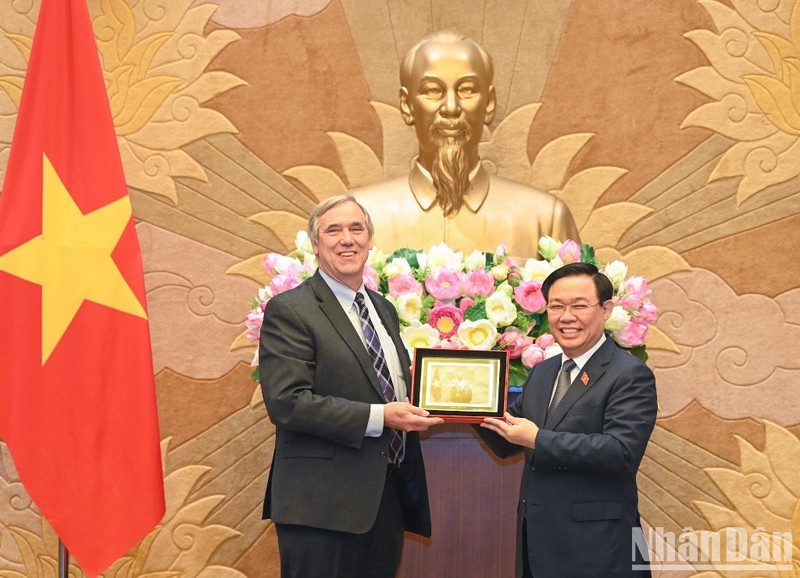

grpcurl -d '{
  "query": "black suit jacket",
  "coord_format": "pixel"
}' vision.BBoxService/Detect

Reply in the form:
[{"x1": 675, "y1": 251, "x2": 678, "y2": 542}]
[
  {"x1": 483, "y1": 337, "x2": 657, "y2": 577},
  {"x1": 258, "y1": 271, "x2": 431, "y2": 536}
]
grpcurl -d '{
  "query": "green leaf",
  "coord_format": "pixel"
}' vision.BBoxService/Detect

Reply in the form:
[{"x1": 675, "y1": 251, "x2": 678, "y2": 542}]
[
  {"x1": 625, "y1": 345, "x2": 648, "y2": 363},
  {"x1": 508, "y1": 360, "x2": 530, "y2": 387},
  {"x1": 378, "y1": 276, "x2": 389, "y2": 295},
  {"x1": 464, "y1": 300, "x2": 486, "y2": 321},
  {"x1": 388, "y1": 247, "x2": 423, "y2": 268},
  {"x1": 580, "y1": 243, "x2": 599, "y2": 266},
  {"x1": 513, "y1": 310, "x2": 534, "y2": 332},
  {"x1": 534, "y1": 313, "x2": 550, "y2": 335}
]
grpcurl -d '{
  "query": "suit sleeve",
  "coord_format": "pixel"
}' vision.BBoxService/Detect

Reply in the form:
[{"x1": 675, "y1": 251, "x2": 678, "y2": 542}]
[
  {"x1": 533, "y1": 360, "x2": 657, "y2": 475},
  {"x1": 259, "y1": 296, "x2": 371, "y2": 449}
]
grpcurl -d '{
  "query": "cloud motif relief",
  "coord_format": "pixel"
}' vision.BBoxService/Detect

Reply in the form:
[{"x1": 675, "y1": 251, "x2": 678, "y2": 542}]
[{"x1": 649, "y1": 269, "x2": 800, "y2": 424}]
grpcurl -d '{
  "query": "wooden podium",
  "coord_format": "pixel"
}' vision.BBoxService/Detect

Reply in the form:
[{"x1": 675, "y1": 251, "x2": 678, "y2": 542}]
[{"x1": 398, "y1": 423, "x2": 523, "y2": 577}]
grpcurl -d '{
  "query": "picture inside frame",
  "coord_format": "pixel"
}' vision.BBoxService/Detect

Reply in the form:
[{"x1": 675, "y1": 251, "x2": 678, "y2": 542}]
[{"x1": 411, "y1": 348, "x2": 509, "y2": 422}]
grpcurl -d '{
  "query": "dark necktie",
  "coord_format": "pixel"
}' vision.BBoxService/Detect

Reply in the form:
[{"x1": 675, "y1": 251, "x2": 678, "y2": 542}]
[
  {"x1": 354, "y1": 292, "x2": 403, "y2": 464},
  {"x1": 549, "y1": 358, "x2": 577, "y2": 414}
]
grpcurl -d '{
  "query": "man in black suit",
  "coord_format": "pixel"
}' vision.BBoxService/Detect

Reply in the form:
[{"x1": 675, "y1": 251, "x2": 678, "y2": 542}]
[
  {"x1": 481, "y1": 262, "x2": 657, "y2": 578},
  {"x1": 259, "y1": 194, "x2": 444, "y2": 578}
]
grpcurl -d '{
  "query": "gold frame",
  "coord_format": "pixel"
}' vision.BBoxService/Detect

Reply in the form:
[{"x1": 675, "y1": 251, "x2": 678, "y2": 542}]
[{"x1": 410, "y1": 348, "x2": 509, "y2": 422}]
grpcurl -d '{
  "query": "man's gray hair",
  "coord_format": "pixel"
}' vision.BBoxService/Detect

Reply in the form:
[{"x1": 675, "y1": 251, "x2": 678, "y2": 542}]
[{"x1": 307, "y1": 194, "x2": 375, "y2": 244}]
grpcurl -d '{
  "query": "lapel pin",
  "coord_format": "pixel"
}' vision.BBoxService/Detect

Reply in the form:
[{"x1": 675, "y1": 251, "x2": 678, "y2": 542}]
[{"x1": 581, "y1": 372, "x2": 590, "y2": 386}]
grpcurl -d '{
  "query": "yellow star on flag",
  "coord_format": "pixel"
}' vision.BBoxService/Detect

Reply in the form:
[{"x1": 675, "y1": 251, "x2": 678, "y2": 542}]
[{"x1": 0, "y1": 153, "x2": 147, "y2": 364}]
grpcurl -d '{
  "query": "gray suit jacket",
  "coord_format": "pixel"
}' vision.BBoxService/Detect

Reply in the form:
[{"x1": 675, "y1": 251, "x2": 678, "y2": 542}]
[
  {"x1": 483, "y1": 337, "x2": 657, "y2": 577},
  {"x1": 259, "y1": 271, "x2": 431, "y2": 536}
]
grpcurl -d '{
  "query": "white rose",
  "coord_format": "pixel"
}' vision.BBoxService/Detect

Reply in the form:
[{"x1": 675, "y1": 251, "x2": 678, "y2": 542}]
[
  {"x1": 400, "y1": 323, "x2": 440, "y2": 353},
  {"x1": 300, "y1": 251, "x2": 317, "y2": 266},
  {"x1": 273, "y1": 254, "x2": 301, "y2": 274},
  {"x1": 294, "y1": 230, "x2": 313, "y2": 254},
  {"x1": 605, "y1": 305, "x2": 630, "y2": 332},
  {"x1": 427, "y1": 242, "x2": 463, "y2": 271},
  {"x1": 602, "y1": 260, "x2": 628, "y2": 290},
  {"x1": 457, "y1": 319, "x2": 499, "y2": 350},
  {"x1": 544, "y1": 344, "x2": 563, "y2": 359},
  {"x1": 490, "y1": 264, "x2": 509, "y2": 281},
  {"x1": 257, "y1": 286, "x2": 273, "y2": 301},
  {"x1": 368, "y1": 247, "x2": 385, "y2": 268},
  {"x1": 384, "y1": 257, "x2": 412, "y2": 279},
  {"x1": 465, "y1": 250, "x2": 486, "y2": 271},
  {"x1": 485, "y1": 291, "x2": 518, "y2": 327},
  {"x1": 396, "y1": 293, "x2": 423, "y2": 323},
  {"x1": 495, "y1": 281, "x2": 513, "y2": 297},
  {"x1": 538, "y1": 236, "x2": 561, "y2": 261},
  {"x1": 522, "y1": 258, "x2": 554, "y2": 282}
]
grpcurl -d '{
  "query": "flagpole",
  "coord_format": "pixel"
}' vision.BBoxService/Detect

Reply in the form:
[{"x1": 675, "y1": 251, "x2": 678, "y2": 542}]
[{"x1": 58, "y1": 539, "x2": 68, "y2": 578}]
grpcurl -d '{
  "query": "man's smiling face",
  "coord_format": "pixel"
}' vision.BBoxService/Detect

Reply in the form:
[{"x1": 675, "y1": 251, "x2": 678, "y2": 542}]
[
  {"x1": 546, "y1": 274, "x2": 612, "y2": 358},
  {"x1": 312, "y1": 201, "x2": 373, "y2": 291}
]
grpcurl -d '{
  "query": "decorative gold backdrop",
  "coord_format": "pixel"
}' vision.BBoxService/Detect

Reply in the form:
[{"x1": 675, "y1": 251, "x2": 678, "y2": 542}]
[{"x1": 1, "y1": 1, "x2": 799, "y2": 577}]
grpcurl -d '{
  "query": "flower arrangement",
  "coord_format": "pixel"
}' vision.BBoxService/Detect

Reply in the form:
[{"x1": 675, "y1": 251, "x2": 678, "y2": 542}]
[{"x1": 246, "y1": 233, "x2": 657, "y2": 389}]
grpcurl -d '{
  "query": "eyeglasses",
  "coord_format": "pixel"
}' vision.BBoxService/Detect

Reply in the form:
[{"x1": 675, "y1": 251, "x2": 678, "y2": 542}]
[{"x1": 545, "y1": 302, "x2": 600, "y2": 316}]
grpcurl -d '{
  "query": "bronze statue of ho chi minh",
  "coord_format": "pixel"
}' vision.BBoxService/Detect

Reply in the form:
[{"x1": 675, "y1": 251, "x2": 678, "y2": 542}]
[{"x1": 352, "y1": 30, "x2": 580, "y2": 259}]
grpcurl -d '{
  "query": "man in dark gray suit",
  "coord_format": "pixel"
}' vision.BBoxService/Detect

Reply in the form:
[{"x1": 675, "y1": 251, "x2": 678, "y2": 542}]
[
  {"x1": 481, "y1": 262, "x2": 657, "y2": 578},
  {"x1": 259, "y1": 194, "x2": 443, "y2": 578}
]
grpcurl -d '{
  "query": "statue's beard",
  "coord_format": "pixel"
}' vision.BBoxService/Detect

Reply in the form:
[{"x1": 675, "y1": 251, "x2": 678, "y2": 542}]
[{"x1": 429, "y1": 122, "x2": 472, "y2": 217}]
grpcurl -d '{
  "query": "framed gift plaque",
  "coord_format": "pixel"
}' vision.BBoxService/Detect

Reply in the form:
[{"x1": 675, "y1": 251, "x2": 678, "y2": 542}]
[{"x1": 410, "y1": 348, "x2": 510, "y2": 422}]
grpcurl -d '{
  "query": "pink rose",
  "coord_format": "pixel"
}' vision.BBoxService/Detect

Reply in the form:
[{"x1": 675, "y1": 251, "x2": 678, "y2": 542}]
[
  {"x1": 263, "y1": 252, "x2": 282, "y2": 273},
  {"x1": 388, "y1": 272, "x2": 423, "y2": 298},
  {"x1": 622, "y1": 276, "x2": 649, "y2": 299},
  {"x1": 557, "y1": 240, "x2": 581, "y2": 264},
  {"x1": 269, "y1": 273, "x2": 302, "y2": 295},
  {"x1": 637, "y1": 299, "x2": 658, "y2": 324},
  {"x1": 615, "y1": 320, "x2": 648, "y2": 347},
  {"x1": 535, "y1": 333, "x2": 555, "y2": 349},
  {"x1": 437, "y1": 339, "x2": 461, "y2": 349},
  {"x1": 245, "y1": 308, "x2": 264, "y2": 341},
  {"x1": 425, "y1": 267, "x2": 463, "y2": 300},
  {"x1": 617, "y1": 277, "x2": 650, "y2": 310},
  {"x1": 521, "y1": 344, "x2": 546, "y2": 368},
  {"x1": 427, "y1": 304, "x2": 465, "y2": 340},
  {"x1": 499, "y1": 328, "x2": 534, "y2": 359},
  {"x1": 362, "y1": 265, "x2": 379, "y2": 291},
  {"x1": 514, "y1": 281, "x2": 546, "y2": 313},
  {"x1": 616, "y1": 293, "x2": 642, "y2": 310},
  {"x1": 459, "y1": 297, "x2": 475, "y2": 313},
  {"x1": 463, "y1": 269, "x2": 495, "y2": 297},
  {"x1": 264, "y1": 253, "x2": 303, "y2": 276}
]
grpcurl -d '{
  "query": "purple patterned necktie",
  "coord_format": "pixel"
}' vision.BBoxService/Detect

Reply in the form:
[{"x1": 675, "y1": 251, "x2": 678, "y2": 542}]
[{"x1": 354, "y1": 292, "x2": 404, "y2": 464}]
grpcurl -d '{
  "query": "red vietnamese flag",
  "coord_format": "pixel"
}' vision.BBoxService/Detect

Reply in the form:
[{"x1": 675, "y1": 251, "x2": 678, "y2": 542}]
[{"x1": 0, "y1": 0, "x2": 165, "y2": 576}]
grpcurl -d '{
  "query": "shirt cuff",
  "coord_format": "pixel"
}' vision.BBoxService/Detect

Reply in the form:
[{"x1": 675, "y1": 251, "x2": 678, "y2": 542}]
[{"x1": 366, "y1": 404, "x2": 385, "y2": 437}]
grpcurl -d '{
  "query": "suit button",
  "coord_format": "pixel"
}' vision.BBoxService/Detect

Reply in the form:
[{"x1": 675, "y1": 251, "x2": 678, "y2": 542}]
[
  {"x1": 522, "y1": 499, "x2": 527, "y2": 505},
  {"x1": 380, "y1": 451, "x2": 388, "y2": 458}
]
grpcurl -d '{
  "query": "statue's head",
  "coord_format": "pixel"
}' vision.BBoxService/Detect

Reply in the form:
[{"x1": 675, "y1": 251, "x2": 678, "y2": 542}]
[{"x1": 400, "y1": 30, "x2": 496, "y2": 215}]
